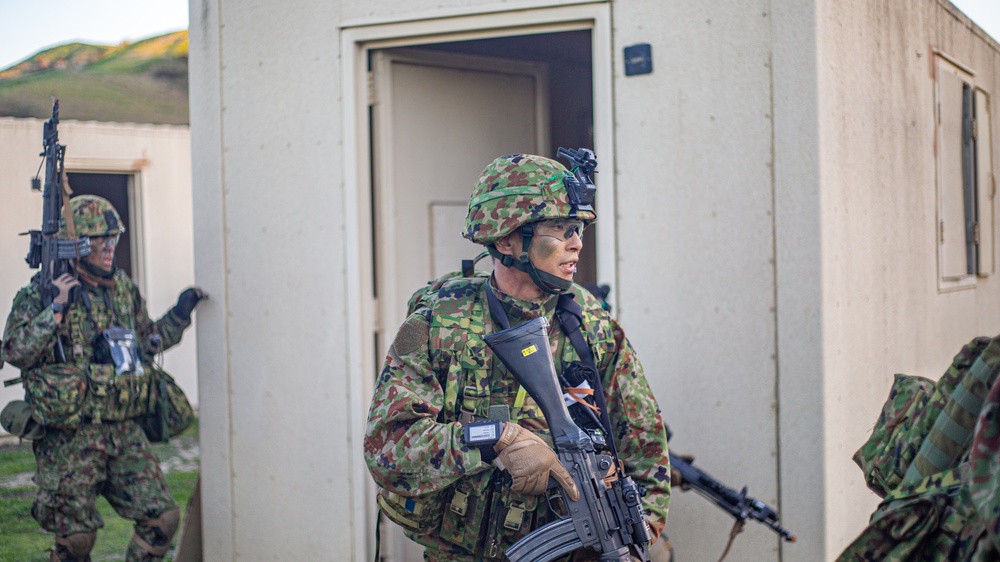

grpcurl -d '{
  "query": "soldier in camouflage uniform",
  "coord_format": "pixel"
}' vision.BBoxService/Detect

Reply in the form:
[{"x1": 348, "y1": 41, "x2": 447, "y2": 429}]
[
  {"x1": 2, "y1": 195, "x2": 206, "y2": 562},
  {"x1": 837, "y1": 334, "x2": 1000, "y2": 561},
  {"x1": 364, "y1": 153, "x2": 671, "y2": 561}
]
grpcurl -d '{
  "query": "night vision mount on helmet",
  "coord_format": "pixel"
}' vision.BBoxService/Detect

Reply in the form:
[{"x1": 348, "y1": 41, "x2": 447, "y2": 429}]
[{"x1": 463, "y1": 147, "x2": 600, "y2": 295}]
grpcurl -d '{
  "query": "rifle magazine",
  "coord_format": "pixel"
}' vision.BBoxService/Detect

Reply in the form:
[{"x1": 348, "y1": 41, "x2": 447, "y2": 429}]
[{"x1": 505, "y1": 517, "x2": 583, "y2": 562}]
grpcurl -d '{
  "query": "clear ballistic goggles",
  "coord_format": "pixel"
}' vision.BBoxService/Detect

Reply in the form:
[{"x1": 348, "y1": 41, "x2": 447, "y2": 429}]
[
  {"x1": 89, "y1": 234, "x2": 121, "y2": 249},
  {"x1": 534, "y1": 219, "x2": 587, "y2": 241}
]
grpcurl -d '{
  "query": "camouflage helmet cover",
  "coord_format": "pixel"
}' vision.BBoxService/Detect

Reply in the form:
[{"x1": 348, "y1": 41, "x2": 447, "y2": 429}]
[
  {"x1": 59, "y1": 194, "x2": 125, "y2": 238},
  {"x1": 463, "y1": 153, "x2": 597, "y2": 245}
]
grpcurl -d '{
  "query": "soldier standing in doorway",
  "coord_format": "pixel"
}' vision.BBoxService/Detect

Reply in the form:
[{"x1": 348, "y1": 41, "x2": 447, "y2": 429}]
[{"x1": 364, "y1": 152, "x2": 671, "y2": 560}]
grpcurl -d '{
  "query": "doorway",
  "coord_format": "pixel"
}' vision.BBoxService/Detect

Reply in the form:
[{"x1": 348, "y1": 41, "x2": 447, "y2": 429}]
[
  {"x1": 67, "y1": 172, "x2": 138, "y2": 281},
  {"x1": 373, "y1": 32, "x2": 595, "y2": 562},
  {"x1": 342, "y1": 6, "x2": 615, "y2": 561}
]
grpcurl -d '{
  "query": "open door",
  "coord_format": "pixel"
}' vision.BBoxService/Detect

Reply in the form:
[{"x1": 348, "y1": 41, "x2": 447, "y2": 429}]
[
  {"x1": 371, "y1": 47, "x2": 550, "y2": 352},
  {"x1": 369, "y1": 47, "x2": 550, "y2": 561}
]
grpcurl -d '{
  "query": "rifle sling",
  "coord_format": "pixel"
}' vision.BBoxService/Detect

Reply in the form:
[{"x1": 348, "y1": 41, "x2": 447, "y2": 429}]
[
  {"x1": 61, "y1": 172, "x2": 80, "y2": 259},
  {"x1": 554, "y1": 293, "x2": 620, "y2": 459}
]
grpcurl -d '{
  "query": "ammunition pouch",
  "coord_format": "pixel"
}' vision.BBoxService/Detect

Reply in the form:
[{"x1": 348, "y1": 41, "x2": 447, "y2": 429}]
[
  {"x1": 436, "y1": 470, "x2": 540, "y2": 558},
  {"x1": 23, "y1": 364, "x2": 88, "y2": 429},
  {"x1": 377, "y1": 487, "x2": 446, "y2": 542},
  {"x1": 83, "y1": 363, "x2": 151, "y2": 423}
]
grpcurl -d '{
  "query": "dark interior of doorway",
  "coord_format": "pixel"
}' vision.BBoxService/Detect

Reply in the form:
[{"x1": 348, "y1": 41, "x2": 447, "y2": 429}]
[
  {"x1": 413, "y1": 30, "x2": 600, "y2": 288},
  {"x1": 67, "y1": 172, "x2": 133, "y2": 277}
]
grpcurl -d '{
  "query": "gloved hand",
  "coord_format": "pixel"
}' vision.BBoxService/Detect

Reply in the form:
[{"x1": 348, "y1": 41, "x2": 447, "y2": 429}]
[
  {"x1": 51, "y1": 273, "x2": 80, "y2": 306},
  {"x1": 494, "y1": 422, "x2": 579, "y2": 501},
  {"x1": 172, "y1": 287, "x2": 209, "y2": 322},
  {"x1": 671, "y1": 453, "x2": 695, "y2": 491}
]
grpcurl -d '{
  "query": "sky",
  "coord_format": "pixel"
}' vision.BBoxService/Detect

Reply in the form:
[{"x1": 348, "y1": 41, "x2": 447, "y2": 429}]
[
  {"x1": 0, "y1": 0, "x2": 189, "y2": 70},
  {"x1": 0, "y1": 0, "x2": 997, "y2": 70}
]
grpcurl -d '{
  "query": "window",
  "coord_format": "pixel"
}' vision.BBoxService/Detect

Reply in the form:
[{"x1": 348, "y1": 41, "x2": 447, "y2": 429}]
[{"x1": 936, "y1": 54, "x2": 995, "y2": 289}]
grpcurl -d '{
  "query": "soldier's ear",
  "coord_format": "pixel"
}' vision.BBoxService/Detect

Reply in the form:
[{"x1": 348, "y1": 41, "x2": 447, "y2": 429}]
[{"x1": 495, "y1": 234, "x2": 517, "y2": 257}]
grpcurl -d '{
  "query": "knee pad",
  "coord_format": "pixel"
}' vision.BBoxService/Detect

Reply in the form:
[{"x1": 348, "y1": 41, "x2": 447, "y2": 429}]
[
  {"x1": 53, "y1": 532, "x2": 96, "y2": 561},
  {"x1": 133, "y1": 508, "x2": 181, "y2": 557}
]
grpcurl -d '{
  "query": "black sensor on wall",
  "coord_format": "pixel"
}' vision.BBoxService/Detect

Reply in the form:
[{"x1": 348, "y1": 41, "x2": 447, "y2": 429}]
[{"x1": 624, "y1": 43, "x2": 653, "y2": 76}]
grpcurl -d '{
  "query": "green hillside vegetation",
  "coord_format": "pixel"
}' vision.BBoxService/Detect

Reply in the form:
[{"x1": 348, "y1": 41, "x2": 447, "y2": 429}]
[{"x1": 0, "y1": 31, "x2": 189, "y2": 125}]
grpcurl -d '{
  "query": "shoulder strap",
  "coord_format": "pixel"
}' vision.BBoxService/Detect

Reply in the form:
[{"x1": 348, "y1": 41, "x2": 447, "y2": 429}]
[
  {"x1": 484, "y1": 283, "x2": 510, "y2": 331},
  {"x1": 555, "y1": 293, "x2": 595, "y2": 367},
  {"x1": 554, "y1": 292, "x2": 619, "y2": 457}
]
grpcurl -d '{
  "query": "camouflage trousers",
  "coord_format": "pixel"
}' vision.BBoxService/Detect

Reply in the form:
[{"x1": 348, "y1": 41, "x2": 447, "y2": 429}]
[{"x1": 32, "y1": 420, "x2": 178, "y2": 561}]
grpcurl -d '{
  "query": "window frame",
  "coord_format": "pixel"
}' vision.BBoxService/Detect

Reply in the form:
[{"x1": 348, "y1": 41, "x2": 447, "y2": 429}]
[{"x1": 934, "y1": 51, "x2": 994, "y2": 291}]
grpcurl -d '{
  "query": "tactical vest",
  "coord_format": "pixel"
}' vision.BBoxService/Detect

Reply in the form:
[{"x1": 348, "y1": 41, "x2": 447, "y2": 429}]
[
  {"x1": 22, "y1": 274, "x2": 153, "y2": 429},
  {"x1": 380, "y1": 274, "x2": 592, "y2": 559}
]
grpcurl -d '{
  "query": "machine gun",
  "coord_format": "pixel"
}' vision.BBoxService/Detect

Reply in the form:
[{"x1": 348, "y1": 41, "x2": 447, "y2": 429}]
[
  {"x1": 24, "y1": 99, "x2": 91, "y2": 362},
  {"x1": 670, "y1": 452, "x2": 795, "y2": 543},
  {"x1": 485, "y1": 317, "x2": 652, "y2": 562}
]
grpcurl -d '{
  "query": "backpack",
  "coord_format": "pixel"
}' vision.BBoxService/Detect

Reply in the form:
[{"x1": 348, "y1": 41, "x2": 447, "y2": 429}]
[{"x1": 838, "y1": 336, "x2": 1000, "y2": 561}]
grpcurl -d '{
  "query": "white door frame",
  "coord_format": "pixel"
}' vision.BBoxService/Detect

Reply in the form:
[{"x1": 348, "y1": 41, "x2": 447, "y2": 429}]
[{"x1": 340, "y1": 4, "x2": 616, "y2": 560}]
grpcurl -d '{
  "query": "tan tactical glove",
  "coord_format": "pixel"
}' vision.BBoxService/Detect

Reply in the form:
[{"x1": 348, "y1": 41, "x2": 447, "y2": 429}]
[{"x1": 493, "y1": 423, "x2": 580, "y2": 501}]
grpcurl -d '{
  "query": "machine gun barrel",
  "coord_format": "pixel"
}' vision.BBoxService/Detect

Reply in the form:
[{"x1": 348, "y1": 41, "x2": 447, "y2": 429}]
[{"x1": 670, "y1": 452, "x2": 796, "y2": 542}]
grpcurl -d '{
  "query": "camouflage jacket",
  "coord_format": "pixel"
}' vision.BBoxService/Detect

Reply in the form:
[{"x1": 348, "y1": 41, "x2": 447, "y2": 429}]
[
  {"x1": 364, "y1": 276, "x2": 670, "y2": 558},
  {"x1": 3, "y1": 270, "x2": 190, "y2": 426}
]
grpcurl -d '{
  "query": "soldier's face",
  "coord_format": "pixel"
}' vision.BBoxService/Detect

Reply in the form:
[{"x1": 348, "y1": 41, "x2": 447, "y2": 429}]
[
  {"x1": 84, "y1": 234, "x2": 119, "y2": 271},
  {"x1": 526, "y1": 220, "x2": 583, "y2": 282}
]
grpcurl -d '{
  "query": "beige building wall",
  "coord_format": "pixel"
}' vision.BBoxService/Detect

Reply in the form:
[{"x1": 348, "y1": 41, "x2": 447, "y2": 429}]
[
  {"x1": 812, "y1": 1, "x2": 1000, "y2": 559},
  {"x1": 188, "y1": 0, "x2": 1000, "y2": 561},
  {"x1": 0, "y1": 118, "x2": 198, "y2": 413},
  {"x1": 610, "y1": 0, "x2": 792, "y2": 560}
]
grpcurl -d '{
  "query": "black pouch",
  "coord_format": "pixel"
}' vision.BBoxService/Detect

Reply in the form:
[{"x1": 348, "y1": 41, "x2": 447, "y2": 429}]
[{"x1": 93, "y1": 326, "x2": 142, "y2": 375}]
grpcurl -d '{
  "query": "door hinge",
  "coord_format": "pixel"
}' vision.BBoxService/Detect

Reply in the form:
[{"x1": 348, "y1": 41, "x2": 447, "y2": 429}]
[
  {"x1": 974, "y1": 221, "x2": 981, "y2": 245},
  {"x1": 940, "y1": 220, "x2": 946, "y2": 244},
  {"x1": 367, "y1": 70, "x2": 376, "y2": 106}
]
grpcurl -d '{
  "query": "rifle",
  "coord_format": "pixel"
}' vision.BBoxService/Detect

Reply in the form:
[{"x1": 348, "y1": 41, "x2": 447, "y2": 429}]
[
  {"x1": 484, "y1": 317, "x2": 652, "y2": 562},
  {"x1": 670, "y1": 452, "x2": 796, "y2": 543},
  {"x1": 23, "y1": 99, "x2": 91, "y2": 362}
]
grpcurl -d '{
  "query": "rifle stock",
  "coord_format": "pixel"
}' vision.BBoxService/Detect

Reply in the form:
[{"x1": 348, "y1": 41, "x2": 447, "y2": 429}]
[
  {"x1": 483, "y1": 318, "x2": 591, "y2": 451},
  {"x1": 485, "y1": 317, "x2": 651, "y2": 562}
]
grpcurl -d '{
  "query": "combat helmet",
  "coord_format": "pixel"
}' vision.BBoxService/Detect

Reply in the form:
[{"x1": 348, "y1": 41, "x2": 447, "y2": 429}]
[
  {"x1": 58, "y1": 194, "x2": 126, "y2": 238},
  {"x1": 463, "y1": 150, "x2": 598, "y2": 294}
]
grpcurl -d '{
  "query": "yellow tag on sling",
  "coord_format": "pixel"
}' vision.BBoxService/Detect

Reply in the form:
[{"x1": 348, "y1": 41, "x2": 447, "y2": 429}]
[{"x1": 521, "y1": 344, "x2": 537, "y2": 357}]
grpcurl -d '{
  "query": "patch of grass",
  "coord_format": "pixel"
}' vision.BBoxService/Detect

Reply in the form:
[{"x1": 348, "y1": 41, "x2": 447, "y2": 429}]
[
  {"x1": 0, "y1": 440, "x2": 35, "y2": 476},
  {"x1": 0, "y1": 421, "x2": 199, "y2": 562},
  {"x1": 0, "y1": 30, "x2": 189, "y2": 125}
]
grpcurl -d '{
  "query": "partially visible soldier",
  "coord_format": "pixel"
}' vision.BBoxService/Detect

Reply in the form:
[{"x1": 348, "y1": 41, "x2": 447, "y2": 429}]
[
  {"x1": 2, "y1": 195, "x2": 206, "y2": 562},
  {"x1": 364, "y1": 152, "x2": 671, "y2": 561},
  {"x1": 837, "y1": 334, "x2": 1000, "y2": 561}
]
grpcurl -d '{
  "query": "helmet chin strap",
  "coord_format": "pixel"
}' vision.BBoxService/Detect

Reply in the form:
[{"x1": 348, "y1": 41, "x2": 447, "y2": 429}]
[{"x1": 487, "y1": 224, "x2": 573, "y2": 296}]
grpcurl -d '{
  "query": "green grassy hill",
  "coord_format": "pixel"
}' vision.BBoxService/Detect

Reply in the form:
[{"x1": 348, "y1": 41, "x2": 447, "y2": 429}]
[{"x1": 0, "y1": 31, "x2": 189, "y2": 125}]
